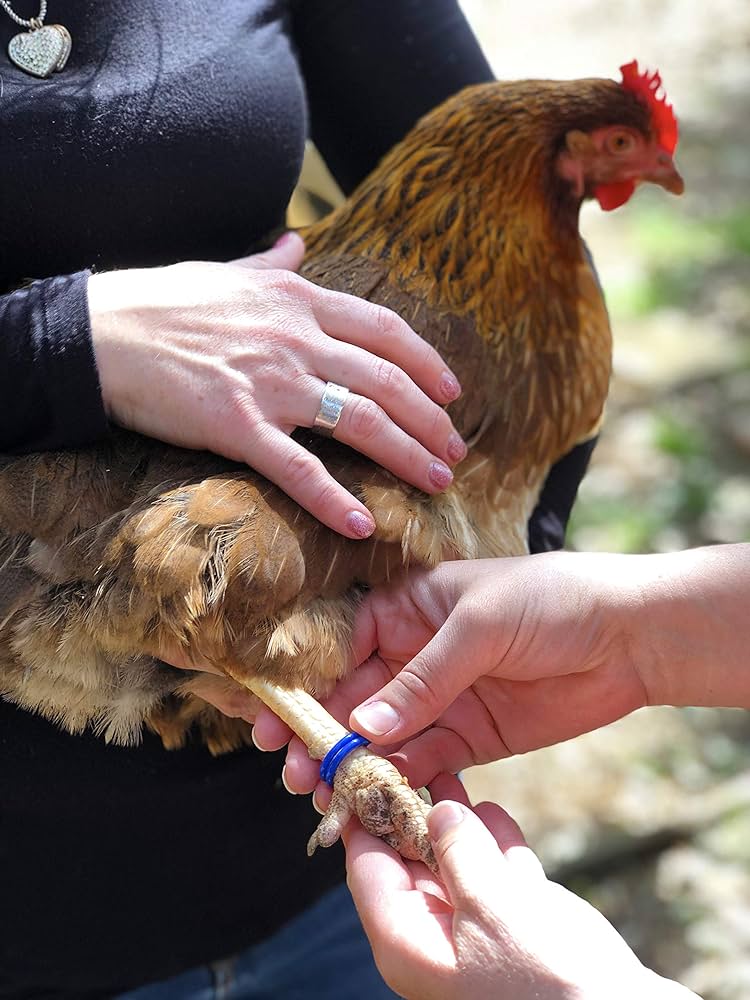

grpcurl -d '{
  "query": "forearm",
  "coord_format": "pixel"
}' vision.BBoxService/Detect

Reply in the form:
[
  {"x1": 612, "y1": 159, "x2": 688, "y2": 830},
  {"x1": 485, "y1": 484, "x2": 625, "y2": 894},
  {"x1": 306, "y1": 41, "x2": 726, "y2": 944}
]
[{"x1": 623, "y1": 543, "x2": 750, "y2": 710}]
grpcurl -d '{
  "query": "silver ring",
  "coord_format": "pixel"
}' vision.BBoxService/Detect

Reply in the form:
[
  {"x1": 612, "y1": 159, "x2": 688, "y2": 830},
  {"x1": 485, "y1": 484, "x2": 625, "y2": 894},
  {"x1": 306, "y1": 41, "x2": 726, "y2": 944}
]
[{"x1": 313, "y1": 382, "x2": 349, "y2": 436}]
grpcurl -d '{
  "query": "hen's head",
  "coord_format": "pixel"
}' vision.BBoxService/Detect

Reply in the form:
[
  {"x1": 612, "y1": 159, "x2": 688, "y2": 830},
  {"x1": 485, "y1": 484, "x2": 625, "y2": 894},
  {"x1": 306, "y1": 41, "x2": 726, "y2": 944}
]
[{"x1": 556, "y1": 61, "x2": 683, "y2": 210}]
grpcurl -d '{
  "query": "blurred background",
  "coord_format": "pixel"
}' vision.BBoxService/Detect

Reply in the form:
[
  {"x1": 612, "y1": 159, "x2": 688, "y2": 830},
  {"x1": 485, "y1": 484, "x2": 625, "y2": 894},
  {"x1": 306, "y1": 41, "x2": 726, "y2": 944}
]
[
  {"x1": 460, "y1": 5, "x2": 750, "y2": 999},
  {"x1": 293, "y1": 4, "x2": 750, "y2": 996}
]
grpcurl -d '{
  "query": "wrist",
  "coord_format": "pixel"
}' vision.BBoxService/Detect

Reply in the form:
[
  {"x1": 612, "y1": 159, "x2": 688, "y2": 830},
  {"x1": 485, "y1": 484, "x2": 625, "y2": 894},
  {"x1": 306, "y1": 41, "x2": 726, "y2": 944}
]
[
  {"x1": 621, "y1": 545, "x2": 750, "y2": 710},
  {"x1": 87, "y1": 270, "x2": 121, "y2": 420},
  {"x1": 87, "y1": 268, "x2": 155, "y2": 429}
]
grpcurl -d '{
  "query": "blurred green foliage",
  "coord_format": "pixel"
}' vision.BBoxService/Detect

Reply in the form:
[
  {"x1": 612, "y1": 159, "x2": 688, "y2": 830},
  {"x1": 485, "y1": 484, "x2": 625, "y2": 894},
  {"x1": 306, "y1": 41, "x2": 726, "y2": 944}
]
[
  {"x1": 607, "y1": 202, "x2": 750, "y2": 319},
  {"x1": 569, "y1": 180, "x2": 750, "y2": 554}
]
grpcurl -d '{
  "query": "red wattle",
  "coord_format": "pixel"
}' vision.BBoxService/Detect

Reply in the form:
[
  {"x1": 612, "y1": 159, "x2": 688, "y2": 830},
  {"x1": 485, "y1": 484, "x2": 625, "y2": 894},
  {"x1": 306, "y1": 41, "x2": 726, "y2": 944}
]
[{"x1": 594, "y1": 180, "x2": 636, "y2": 211}]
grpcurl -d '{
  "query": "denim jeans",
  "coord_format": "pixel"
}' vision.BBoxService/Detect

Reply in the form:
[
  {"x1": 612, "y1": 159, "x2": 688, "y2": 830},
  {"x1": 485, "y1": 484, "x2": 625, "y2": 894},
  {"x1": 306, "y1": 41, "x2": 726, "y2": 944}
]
[{"x1": 116, "y1": 883, "x2": 400, "y2": 999}]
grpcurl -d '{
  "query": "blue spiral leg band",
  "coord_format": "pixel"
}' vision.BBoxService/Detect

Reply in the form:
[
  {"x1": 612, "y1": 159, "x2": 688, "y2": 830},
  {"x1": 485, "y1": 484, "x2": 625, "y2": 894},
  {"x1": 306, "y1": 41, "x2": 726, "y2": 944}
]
[{"x1": 320, "y1": 732, "x2": 371, "y2": 786}]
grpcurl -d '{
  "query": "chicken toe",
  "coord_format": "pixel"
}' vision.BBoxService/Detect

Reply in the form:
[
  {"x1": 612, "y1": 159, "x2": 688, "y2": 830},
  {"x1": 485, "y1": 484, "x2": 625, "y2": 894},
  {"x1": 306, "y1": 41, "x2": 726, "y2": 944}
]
[
  {"x1": 307, "y1": 748, "x2": 436, "y2": 873},
  {"x1": 235, "y1": 675, "x2": 437, "y2": 873}
]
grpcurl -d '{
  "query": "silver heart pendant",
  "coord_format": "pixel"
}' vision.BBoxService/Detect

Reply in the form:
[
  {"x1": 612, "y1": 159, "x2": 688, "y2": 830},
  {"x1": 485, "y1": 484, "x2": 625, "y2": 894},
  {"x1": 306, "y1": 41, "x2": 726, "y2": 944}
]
[{"x1": 8, "y1": 24, "x2": 72, "y2": 78}]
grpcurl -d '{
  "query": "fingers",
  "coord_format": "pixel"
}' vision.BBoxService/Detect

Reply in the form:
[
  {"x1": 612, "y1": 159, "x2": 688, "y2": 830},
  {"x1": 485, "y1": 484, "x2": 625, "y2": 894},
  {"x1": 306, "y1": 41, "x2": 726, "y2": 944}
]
[
  {"x1": 474, "y1": 801, "x2": 546, "y2": 882},
  {"x1": 182, "y1": 674, "x2": 258, "y2": 723},
  {"x1": 231, "y1": 231, "x2": 306, "y2": 272},
  {"x1": 250, "y1": 705, "x2": 295, "y2": 750},
  {"x1": 427, "y1": 772, "x2": 472, "y2": 806},
  {"x1": 310, "y1": 290, "x2": 467, "y2": 481},
  {"x1": 310, "y1": 340, "x2": 465, "y2": 467},
  {"x1": 427, "y1": 800, "x2": 512, "y2": 911},
  {"x1": 312, "y1": 288, "x2": 462, "y2": 409},
  {"x1": 427, "y1": 793, "x2": 546, "y2": 908},
  {"x1": 314, "y1": 379, "x2": 459, "y2": 496},
  {"x1": 387, "y1": 725, "x2": 481, "y2": 789},
  {"x1": 244, "y1": 429, "x2": 377, "y2": 539},
  {"x1": 284, "y1": 743, "x2": 323, "y2": 796},
  {"x1": 350, "y1": 610, "x2": 485, "y2": 741},
  {"x1": 344, "y1": 821, "x2": 415, "y2": 895}
]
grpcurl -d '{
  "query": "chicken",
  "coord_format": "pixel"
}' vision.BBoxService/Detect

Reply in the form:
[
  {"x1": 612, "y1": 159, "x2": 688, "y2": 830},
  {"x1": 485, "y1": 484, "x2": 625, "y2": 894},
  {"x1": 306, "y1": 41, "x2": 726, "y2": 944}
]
[{"x1": 0, "y1": 62, "x2": 682, "y2": 870}]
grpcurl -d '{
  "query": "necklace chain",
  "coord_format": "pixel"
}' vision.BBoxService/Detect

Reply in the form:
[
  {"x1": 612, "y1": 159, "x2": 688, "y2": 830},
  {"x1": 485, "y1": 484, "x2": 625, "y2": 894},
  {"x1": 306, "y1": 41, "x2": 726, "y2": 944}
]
[{"x1": 0, "y1": 0, "x2": 47, "y2": 29}]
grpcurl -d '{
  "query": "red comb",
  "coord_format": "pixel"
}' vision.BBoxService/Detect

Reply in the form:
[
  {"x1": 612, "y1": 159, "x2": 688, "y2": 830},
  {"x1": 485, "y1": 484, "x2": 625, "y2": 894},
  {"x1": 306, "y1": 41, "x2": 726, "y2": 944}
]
[{"x1": 619, "y1": 60, "x2": 678, "y2": 153}]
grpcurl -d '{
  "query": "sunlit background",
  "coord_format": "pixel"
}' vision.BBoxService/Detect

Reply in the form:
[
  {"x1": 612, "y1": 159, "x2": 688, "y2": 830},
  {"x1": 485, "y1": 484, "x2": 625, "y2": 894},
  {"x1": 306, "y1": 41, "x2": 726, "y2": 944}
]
[{"x1": 458, "y1": 6, "x2": 750, "y2": 999}]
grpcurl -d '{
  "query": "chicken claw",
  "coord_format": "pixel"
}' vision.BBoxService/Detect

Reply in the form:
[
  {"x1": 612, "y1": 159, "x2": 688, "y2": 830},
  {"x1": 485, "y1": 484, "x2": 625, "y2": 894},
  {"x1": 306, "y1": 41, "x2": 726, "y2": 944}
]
[
  {"x1": 234, "y1": 675, "x2": 436, "y2": 873},
  {"x1": 307, "y1": 749, "x2": 436, "y2": 873}
]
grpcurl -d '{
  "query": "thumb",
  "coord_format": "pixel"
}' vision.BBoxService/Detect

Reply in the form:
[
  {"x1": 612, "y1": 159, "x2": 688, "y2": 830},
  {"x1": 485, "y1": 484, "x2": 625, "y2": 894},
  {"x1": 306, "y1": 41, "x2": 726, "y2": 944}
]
[
  {"x1": 232, "y1": 231, "x2": 305, "y2": 272},
  {"x1": 427, "y1": 801, "x2": 508, "y2": 911},
  {"x1": 349, "y1": 611, "x2": 485, "y2": 742}
]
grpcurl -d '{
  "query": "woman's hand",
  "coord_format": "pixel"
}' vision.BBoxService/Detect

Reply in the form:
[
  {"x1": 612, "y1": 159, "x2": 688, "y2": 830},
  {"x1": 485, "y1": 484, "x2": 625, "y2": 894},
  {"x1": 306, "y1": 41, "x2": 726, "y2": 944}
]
[
  {"x1": 264, "y1": 551, "x2": 649, "y2": 797},
  {"x1": 88, "y1": 232, "x2": 465, "y2": 539},
  {"x1": 344, "y1": 774, "x2": 698, "y2": 1000},
  {"x1": 271, "y1": 543, "x2": 749, "y2": 800}
]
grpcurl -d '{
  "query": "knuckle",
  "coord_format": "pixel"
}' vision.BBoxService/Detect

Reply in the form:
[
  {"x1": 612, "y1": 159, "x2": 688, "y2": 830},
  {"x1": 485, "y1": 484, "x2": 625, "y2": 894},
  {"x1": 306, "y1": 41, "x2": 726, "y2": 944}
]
[
  {"x1": 266, "y1": 268, "x2": 307, "y2": 302},
  {"x1": 371, "y1": 357, "x2": 403, "y2": 398},
  {"x1": 220, "y1": 390, "x2": 259, "y2": 435},
  {"x1": 372, "y1": 303, "x2": 404, "y2": 341},
  {"x1": 281, "y1": 449, "x2": 321, "y2": 490},
  {"x1": 312, "y1": 477, "x2": 343, "y2": 514},
  {"x1": 348, "y1": 397, "x2": 385, "y2": 441},
  {"x1": 395, "y1": 665, "x2": 444, "y2": 710},
  {"x1": 421, "y1": 339, "x2": 443, "y2": 373},
  {"x1": 430, "y1": 401, "x2": 451, "y2": 439}
]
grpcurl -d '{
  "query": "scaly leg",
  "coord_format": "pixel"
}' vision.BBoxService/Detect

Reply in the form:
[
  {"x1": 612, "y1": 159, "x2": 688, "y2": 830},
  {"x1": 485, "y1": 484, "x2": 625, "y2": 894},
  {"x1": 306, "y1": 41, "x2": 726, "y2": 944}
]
[{"x1": 241, "y1": 676, "x2": 436, "y2": 874}]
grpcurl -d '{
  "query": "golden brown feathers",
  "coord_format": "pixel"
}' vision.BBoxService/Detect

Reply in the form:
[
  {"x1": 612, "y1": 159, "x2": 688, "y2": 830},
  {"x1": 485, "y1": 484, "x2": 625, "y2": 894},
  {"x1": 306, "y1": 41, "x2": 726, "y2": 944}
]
[{"x1": 0, "y1": 76, "x2": 661, "y2": 749}]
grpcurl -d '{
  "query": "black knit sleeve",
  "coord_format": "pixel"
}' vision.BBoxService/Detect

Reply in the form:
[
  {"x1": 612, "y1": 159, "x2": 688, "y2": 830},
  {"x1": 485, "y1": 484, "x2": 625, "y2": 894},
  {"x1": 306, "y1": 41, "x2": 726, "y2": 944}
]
[
  {"x1": 0, "y1": 271, "x2": 110, "y2": 453},
  {"x1": 290, "y1": 0, "x2": 493, "y2": 192}
]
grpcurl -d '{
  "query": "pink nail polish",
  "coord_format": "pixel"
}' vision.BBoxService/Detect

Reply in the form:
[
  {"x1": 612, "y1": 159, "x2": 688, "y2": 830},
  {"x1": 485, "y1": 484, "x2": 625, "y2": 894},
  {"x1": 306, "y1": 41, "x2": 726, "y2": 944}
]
[
  {"x1": 346, "y1": 511, "x2": 376, "y2": 538},
  {"x1": 429, "y1": 461, "x2": 453, "y2": 490},
  {"x1": 440, "y1": 372, "x2": 461, "y2": 401},
  {"x1": 447, "y1": 434, "x2": 467, "y2": 463}
]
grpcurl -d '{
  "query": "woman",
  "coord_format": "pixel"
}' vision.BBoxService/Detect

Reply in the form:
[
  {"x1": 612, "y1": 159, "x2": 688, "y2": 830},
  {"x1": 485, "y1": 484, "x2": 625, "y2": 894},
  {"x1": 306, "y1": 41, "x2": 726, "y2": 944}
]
[{"x1": 0, "y1": 2, "x2": 592, "y2": 996}]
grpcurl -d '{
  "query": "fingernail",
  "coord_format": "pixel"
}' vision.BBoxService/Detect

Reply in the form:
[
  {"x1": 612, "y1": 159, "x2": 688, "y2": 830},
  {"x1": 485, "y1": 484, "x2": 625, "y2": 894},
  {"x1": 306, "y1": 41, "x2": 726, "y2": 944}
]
[
  {"x1": 273, "y1": 231, "x2": 295, "y2": 248},
  {"x1": 429, "y1": 461, "x2": 453, "y2": 490},
  {"x1": 351, "y1": 701, "x2": 400, "y2": 737},
  {"x1": 281, "y1": 765, "x2": 298, "y2": 795},
  {"x1": 251, "y1": 727, "x2": 266, "y2": 751},
  {"x1": 447, "y1": 433, "x2": 467, "y2": 463},
  {"x1": 440, "y1": 372, "x2": 461, "y2": 401},
  {"x1": 312, "y1": 791, "x2": 326, "y2": 815},
  {"x1": 346, "y1": 510, "x2": 376, "y2": 538},
  {"x1": 428, "y1": 800, "x2": 466, "y2": 842}
]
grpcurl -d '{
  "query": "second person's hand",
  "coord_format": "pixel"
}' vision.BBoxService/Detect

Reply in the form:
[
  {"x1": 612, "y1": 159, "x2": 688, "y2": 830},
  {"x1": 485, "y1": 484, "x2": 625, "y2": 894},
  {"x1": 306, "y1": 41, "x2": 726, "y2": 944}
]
[
  {"x1": 344, "y1": 774, "x2": 698, "y2": 1000},
  {"x1": 262, "y1": 550, "x2": 650, "y2": 796}
]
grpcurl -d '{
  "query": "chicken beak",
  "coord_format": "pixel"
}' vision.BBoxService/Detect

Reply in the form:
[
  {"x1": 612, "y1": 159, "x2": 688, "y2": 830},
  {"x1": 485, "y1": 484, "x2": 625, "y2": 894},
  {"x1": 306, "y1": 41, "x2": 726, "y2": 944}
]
[{"x1": 645, "y1": 151, "x2": 684, "y2": 195}]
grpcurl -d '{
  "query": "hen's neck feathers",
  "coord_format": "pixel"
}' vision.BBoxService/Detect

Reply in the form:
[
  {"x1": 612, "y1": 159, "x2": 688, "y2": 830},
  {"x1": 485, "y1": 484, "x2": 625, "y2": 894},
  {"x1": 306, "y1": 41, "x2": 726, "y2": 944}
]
[{"x1": 306, "y1": 78, "x2": 649, "y2": 352}]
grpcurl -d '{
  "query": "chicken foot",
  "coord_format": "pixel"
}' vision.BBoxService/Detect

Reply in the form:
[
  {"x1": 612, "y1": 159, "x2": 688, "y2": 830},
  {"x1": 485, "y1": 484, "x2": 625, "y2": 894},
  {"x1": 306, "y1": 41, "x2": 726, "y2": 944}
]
[{"x1": 241, "y1": 676, "x2": 437, "y2": 875}]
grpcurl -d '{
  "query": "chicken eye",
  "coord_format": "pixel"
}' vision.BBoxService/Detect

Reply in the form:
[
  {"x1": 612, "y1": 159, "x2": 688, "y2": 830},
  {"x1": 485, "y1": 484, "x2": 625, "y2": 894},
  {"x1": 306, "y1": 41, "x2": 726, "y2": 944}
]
[{"x1": 606, "y1": 132, "x2": 636, "y2": 154}]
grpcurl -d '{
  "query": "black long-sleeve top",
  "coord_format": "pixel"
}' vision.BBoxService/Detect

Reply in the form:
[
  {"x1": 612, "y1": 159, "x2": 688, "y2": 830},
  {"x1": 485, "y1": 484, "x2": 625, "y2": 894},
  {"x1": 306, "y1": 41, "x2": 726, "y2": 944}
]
[{"x1": 0, "y1": 3, "x2": 592, "y2": 996}]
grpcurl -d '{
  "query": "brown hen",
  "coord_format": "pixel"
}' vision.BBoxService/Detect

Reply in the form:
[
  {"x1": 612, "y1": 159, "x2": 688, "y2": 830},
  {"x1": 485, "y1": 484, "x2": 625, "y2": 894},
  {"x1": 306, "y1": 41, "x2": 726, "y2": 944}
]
[{"x1": 0, "y1": 64, "x2": 683, "y2": 869}]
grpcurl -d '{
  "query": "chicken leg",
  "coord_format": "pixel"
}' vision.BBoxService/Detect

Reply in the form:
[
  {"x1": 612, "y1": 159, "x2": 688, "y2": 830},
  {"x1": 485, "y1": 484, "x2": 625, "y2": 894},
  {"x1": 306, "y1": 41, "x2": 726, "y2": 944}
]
[{"x1": 240, "y1": 676, "x2": 437, "y2": 874}]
